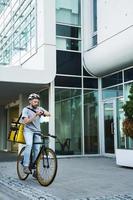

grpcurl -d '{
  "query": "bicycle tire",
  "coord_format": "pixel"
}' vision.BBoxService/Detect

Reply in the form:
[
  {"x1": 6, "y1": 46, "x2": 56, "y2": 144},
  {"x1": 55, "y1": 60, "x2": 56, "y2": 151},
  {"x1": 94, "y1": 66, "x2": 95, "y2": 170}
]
[
  {"x1": 17, "y1": 147, "x2": 29, "y2": 180},
  {"x1": 36, "y1": 148, "x2": 57, "y2": 186}
]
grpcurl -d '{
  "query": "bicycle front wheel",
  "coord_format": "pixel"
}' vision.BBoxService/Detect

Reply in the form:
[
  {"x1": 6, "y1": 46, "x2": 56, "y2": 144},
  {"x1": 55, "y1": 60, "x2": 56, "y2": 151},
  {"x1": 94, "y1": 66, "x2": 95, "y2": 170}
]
[
  {"x1": 17, "y1": 147, "x2": 29, "y2": 180},
  {"x1": 36, "y1": 148, "x2": 57, "y2": 186}
]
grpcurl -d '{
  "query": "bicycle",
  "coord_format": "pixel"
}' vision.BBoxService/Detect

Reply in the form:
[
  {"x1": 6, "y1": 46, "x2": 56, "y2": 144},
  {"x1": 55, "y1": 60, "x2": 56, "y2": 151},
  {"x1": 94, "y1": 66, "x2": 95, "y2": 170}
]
[{"x1": 17, "y1": 132, "x2": 57, "y2": 186}]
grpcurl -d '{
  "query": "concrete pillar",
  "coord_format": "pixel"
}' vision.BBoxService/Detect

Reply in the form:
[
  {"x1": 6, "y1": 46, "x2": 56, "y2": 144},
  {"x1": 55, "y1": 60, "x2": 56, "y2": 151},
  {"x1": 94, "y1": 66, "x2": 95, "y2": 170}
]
[{"x1": 0, "y1": 106, "x2": 7, "y2": 150}]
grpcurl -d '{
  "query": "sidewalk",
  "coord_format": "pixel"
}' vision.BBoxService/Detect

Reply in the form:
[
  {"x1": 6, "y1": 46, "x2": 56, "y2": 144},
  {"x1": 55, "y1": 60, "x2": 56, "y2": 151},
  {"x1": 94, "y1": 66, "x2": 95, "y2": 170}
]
[{"x1": 0, "y1": 156, "x2": 133, "y2": 200}]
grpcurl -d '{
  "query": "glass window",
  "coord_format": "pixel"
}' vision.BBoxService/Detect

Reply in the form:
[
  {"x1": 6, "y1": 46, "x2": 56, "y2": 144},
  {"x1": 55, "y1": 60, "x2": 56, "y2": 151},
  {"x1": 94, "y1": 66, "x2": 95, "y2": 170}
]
[
  {"x1": 55, "y1": 88, "x2": 82, "y2": 155},
  {"x1": 0, "y1": 0, "x2": 36, "y2": 66},
  {"x1": 124, "y1": 67, "x2": 133, "y2": 82},
  {"x1": 56, "y1": 24, "x2": 81, "y2": 38},
  {"x1": 102, "y1": 72, "x2": 122, "y2": 88},
  {"x1": 123, "y1": 83, "x2": 133, "y2": 149},
  {"x1": 57, "y1": 50, "x2": 81, "y2": 75},
  {"x1": 55, "y1": 76, "x2": 81, "y2": 88},
  {"x1": 93, "y1": 0, "x2": 97, "y2": 32},
  {"x1": 102, "y1": 85, "x2": 123, "y2": 99},
  {"x1": 83, "y1": 67, "x2": 92, "y2": 76},
  {"x1": 56, "y1": 37, "x2": 81, "y2": 51},
  {"x1": 83, "y1": 78, "x2": 98, "y2": 89},
  {"x1": 56, "y1": 0, "x2": 81, "y2": 26},
  {"x1": 104, "y1": 102, "x2": 115, "y2": 153},
  {"x1": 92, "y1": 34, "x2": 97, "y2": 46},
  {"x1": 117, "y1": 98, "x2": 125, "y2": 149},
  {"x1": 0, "y1": 0, "x2": 10, "y2": 14},
  {"x1": 84, "y1": 90, "x2": 99, "y2": 154}
]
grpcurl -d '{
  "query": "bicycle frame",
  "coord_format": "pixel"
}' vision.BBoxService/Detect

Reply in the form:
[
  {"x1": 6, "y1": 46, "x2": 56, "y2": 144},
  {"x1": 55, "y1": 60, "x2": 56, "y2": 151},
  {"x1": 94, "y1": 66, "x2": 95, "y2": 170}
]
[{"x1": 29, "y1": 132, "x2": 56, "y2": 170}]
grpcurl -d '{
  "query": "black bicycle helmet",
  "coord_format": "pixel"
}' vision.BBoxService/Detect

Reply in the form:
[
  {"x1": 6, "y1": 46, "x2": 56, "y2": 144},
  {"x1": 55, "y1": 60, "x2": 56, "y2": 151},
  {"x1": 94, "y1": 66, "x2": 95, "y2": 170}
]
[{"x1": 28, "y1": 93, "x2": 40, "y2": 100}]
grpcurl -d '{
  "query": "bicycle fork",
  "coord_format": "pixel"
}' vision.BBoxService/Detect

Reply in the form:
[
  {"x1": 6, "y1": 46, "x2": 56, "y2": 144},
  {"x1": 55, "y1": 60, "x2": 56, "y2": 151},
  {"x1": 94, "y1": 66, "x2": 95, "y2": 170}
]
[{"x1": 42, "y1": 147, "x2": 50, "y2": 168}]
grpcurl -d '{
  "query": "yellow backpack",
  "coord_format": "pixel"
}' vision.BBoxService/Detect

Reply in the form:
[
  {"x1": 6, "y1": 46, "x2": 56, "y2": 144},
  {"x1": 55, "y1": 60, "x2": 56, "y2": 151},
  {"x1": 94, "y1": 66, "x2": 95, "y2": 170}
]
[{"x1": 8, "y1": 113, "x2": 25, "y2": 144}]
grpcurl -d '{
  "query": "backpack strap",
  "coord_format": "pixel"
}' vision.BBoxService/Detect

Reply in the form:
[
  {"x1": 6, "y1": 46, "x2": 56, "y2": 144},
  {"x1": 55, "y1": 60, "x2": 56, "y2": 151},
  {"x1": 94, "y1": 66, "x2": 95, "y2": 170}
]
[
  {"x1": 26, "y1": 107, "x2": 37, "y2": 113},
  {"x1": 16, "y1": 113, "x2": 22, "y2": 123}
]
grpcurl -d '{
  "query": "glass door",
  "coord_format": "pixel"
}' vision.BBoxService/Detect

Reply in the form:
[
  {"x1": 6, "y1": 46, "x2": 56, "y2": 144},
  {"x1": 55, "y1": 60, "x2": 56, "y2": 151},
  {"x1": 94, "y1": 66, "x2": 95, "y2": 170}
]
[{"x1": 103, "y1": 100, "x2": 117, "y2": 154}]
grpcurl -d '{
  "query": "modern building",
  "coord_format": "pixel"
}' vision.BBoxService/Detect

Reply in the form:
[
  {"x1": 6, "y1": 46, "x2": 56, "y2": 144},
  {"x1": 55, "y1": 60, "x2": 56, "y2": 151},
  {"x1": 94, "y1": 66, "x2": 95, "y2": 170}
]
[{"x1": 0, "y1": 0, "x2": 133, "y2": 164}]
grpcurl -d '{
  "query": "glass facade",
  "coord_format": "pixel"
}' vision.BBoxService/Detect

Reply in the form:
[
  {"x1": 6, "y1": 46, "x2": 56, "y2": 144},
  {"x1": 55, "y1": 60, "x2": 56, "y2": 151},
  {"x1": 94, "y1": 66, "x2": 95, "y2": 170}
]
[
  {"x1": 102, "y1": 68, "x2": 133, "y2": 152},
  {"x1": 57, "y1": 50, "x2": 81, "y2": 75},
  {"x1": 0, "y1": 0, "x2": 36, "y2": 66},
  {"x1": 0, "y1": 1, "x2": 10, "y2": 14},
  {"x1": 102, "y1": 85, "x2": 123, "y2": 99},
  {"x1": 103, "y1": 102, "x2": 115, "y2": 154},
  {"x1": 102, "y1": 72, "x2": 122, "y2": 88},
  {"x1": 92, "y1": 0, "x2": 97, "y2": 46},
  {"x1": 56, "y1": 0, "x2": 81, "y2": 52},
  {"x1": 102, "y1": 72, "x2": 124, "y2": 153},
  {"x1": 84, "y1": 90, "x2": 99, "y2": 154},
  {"x1": 122, "y1": 83, "x2": 133, "y2": 150},
  {"x1": 56, "y1": 0, "x2": 81, "y2": 26},
  {"x1": 55, "y1": 88, "x2": 82, "y2": 155},
  {"x1": 117, "y1": 98, "x2": 125, "y2": 149},
  {"x1": 55, "y1": 0, "x2": 99, "y2": 156}
]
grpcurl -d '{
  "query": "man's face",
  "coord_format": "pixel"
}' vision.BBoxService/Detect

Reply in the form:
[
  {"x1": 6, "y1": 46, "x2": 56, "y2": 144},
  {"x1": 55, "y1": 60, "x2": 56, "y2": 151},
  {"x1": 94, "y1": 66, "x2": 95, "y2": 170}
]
[{"x1": 30, "y1": 98, "x2": 39, "y2": 108}]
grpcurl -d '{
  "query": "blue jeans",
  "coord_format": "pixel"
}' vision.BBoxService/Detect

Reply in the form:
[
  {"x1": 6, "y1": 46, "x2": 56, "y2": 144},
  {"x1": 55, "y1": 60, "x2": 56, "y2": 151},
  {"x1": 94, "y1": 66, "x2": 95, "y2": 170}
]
[{"x1": 23, "y1": 130, "x2": 41, "y2": 167}]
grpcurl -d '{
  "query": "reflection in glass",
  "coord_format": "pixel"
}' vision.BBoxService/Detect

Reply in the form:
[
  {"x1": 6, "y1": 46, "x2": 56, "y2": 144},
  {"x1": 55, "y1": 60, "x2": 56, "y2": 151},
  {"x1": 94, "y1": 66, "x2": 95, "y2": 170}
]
[
  {"x1": 104, "y1": 103, "x2": 114, "y2": 153},
  {"x1": 56, "y1": 24, "x2": 81, "y2": 38},
  {"x1": 55, "y1": 88, "x2": 82, "y2": 155},
  {"x1": 102, "y1": 72, "x2": 122, "y2": 88},
  {"x1": 117, "y1": 98, "x2": 125, "y2": 149},
  {"x1": 83, "y1": 78, "x2": 98, "y2": 89},
  {"x1": 84, "y1": 90, "x2": 99, "y2": 154},
  {"x1": 124, "y1": 83, "x2": 133, "y2": 149},
  {"x1": 0, "y1": 0, "x2": 10, "y2": 14},
  {"x1": 124, "y1": 67, "x2": 133, "y2": 82},
  {"x1": 93, "y1": 0, "x2": 97, "y2": 32},
  {"x1": 55, "y1": 76, "x2": 81, "y2": 88},
  {"x1": 0, "y1": 0, "x2": 36, "y2": 66},
  {"x1": 56, "y1": 0, "x2": 81, "y2": 26},
  {"x1": 102, "y1": 85, "x2": 123, "y2": 99},
  {"x1": 56, "y1": 37, "x2": 81, "y2": 51},
  {"x1": 92, "y1": 34, "x2": 97, "y2": 46}
]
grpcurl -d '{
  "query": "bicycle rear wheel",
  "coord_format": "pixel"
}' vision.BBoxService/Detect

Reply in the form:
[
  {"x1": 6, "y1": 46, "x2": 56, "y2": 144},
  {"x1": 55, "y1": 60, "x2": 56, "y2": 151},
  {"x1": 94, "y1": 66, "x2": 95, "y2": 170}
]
[
  {"x1": 36, "y1": 148, "x2": 57, "y2": 186},
  {"x1": 17, "y1": 147, "x2": 29, "y2": 180}
]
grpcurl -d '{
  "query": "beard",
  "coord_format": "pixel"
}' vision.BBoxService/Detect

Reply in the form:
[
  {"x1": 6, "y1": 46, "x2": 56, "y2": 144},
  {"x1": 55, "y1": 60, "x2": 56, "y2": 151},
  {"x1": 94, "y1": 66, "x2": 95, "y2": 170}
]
[{"x1": 32, "y1": 105, "x2": 38, "y2": 109}]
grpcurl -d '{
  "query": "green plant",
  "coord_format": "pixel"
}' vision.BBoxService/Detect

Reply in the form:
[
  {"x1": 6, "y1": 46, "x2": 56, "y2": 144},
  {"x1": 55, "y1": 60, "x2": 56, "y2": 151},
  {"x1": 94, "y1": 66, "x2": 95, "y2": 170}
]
[
  {"x1": 122, "y1": 84, "x2": 133, "y2": 137},
  {"x1": 122, "y1": 84, "x2": 133, "y2": 120}
]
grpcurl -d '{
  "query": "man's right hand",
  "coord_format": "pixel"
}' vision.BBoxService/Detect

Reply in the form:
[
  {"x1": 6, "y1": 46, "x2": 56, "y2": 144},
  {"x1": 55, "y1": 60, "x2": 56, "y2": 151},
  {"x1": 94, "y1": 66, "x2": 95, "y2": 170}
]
[{"x1": 36, "y1": 111, "x2": 43, "y2": 116}]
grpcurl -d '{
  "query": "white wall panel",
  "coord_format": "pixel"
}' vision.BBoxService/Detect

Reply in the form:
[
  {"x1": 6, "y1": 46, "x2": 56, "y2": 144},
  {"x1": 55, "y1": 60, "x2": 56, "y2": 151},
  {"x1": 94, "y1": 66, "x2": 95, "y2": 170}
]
[
  {"x1": 98, "y1": 0, "x2": 133, "y2": 43},
  {"x1": 84, "y1": 0, "x2": 133, "y2": 76},
  {"x1": 82, "y1": 0, "x2": 93, "y2": 51},
  {"x1": 43, "y1": 0, "x2": 56, "y2": 45}
]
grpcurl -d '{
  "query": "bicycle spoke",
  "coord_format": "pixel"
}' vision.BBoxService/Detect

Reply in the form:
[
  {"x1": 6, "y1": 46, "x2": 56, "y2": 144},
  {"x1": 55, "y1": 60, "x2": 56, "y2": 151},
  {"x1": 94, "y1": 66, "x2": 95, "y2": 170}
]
[
  {"x1": 17, "y1": 147, "x2": 29, "y2": 180},
  {"x1": 36, "y1": 148, "x2": 57, "y2": 186}
]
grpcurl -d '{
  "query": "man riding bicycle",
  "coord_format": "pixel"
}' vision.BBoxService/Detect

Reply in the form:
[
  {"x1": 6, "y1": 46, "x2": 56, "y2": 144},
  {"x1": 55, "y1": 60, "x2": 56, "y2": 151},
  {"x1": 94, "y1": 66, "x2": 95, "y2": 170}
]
[{"x1": 20, "y1": 93, "x2": 50, "y2": 175}]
